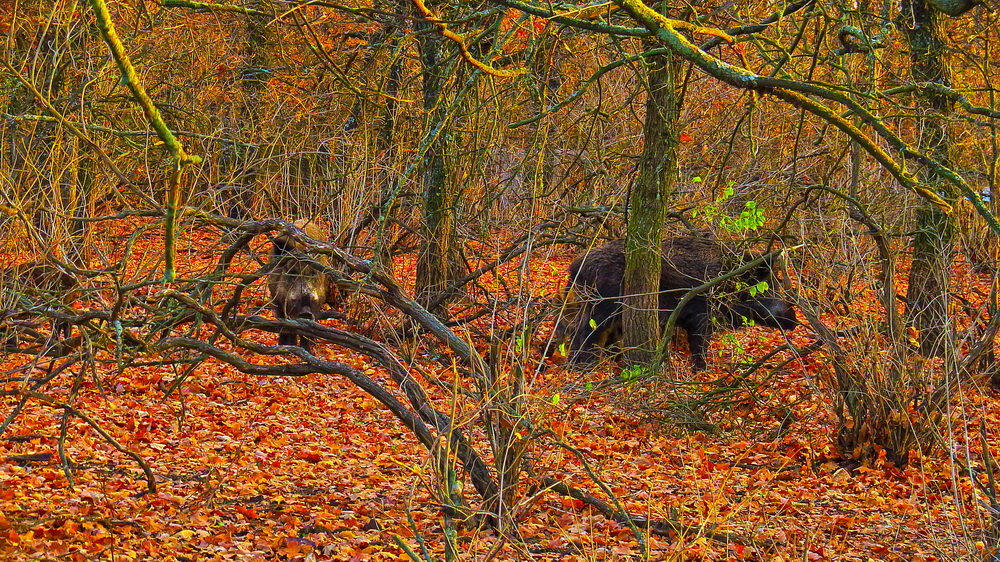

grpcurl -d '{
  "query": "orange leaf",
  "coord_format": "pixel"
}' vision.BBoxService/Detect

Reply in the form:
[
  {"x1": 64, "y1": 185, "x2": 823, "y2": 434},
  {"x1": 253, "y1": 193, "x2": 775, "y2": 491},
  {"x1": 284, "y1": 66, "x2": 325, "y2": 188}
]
[
  {"x1": 297, "y1": 450, "x2": 323, "y2": 463},
  {"x1": 235, "y1": 505, "x2": 259, "y2": 520}
]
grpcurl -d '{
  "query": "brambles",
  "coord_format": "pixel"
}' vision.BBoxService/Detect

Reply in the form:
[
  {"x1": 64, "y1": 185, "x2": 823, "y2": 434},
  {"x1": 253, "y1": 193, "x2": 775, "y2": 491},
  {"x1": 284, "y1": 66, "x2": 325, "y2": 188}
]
[{"x1": 0, "y1": 260, "x2": 79, "y2": 348}]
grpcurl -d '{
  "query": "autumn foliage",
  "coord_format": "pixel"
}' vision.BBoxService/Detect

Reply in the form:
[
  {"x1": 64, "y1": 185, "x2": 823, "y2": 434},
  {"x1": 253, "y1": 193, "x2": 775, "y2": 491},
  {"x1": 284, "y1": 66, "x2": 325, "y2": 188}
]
[{"x1": 3, "y1": 0, "x2": 1000, "y2": 560}]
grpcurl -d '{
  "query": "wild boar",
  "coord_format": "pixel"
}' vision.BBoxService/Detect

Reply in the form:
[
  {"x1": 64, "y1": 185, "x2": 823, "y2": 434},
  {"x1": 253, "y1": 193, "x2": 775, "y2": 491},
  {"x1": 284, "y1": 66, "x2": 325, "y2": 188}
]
[
  {"x1": 267, "y1": 219, "x2": 341, "y2": 352},
  {"x1": 564, "y1": 236, "x2": 797, "y2": 371}
]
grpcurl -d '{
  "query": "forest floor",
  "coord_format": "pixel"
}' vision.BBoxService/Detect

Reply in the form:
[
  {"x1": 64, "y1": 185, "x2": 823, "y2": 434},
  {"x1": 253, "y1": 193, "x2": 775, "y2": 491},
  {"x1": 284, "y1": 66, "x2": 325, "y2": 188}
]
[{"x1": 0, "y1": 221, "x2": 998, "y2": 561}]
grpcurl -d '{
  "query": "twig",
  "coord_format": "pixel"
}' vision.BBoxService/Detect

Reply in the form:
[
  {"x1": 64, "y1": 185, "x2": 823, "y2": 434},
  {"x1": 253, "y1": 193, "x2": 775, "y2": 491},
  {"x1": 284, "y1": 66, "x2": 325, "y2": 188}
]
[
  {"x1": 3, "y1": 389, "x2": 157, "y2": 494},
  {"x1": 539, "y1": 474, "x2": 744, "y2": 542}
]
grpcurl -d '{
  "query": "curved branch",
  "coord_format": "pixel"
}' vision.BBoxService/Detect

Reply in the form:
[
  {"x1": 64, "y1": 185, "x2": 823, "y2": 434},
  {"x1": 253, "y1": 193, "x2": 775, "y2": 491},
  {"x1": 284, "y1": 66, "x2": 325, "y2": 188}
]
[
  {"x1": 191, "y1": 213, "x2": 490, "y2": 376},
  {"x1": 613, "y1": 0, "x2": 1000, "y2": 234},
  {"x1": 767, "y1": 88, "x2": 948, "y2": 208},
  {"x1": 412, "y1": 0, "x2": 526, "y2": 77},
  {"x1": 162, "y1": 0, "x2": 269, "y2": 15},
  {"x1": 158, "y1": 283, "x2": 500, "y2": 508},
  {"x1": 882, "y1": 82, "x2": 1000, "y2": 120},
  {"x1": 491, "y1": 0, "x2": 649, "y2": 37},
  {"x1": 160, "y1": 335, "x2": 440, "y2": 443},
  {"x1": 511, "y1": 0, "x2": 816, "y2": 128},
  {"x1": 658, "y1": 246, "x2": 802, "y2": 365},
  {"x1": 620, "y1": 1, "x2": 733, "y2": 42}
]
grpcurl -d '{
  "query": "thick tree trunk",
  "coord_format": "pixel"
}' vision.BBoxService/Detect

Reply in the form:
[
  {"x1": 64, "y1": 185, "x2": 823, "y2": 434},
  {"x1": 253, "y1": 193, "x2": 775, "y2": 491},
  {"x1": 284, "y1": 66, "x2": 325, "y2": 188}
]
[
  {"x1": 621, "y1": 52, "x2": 681, "y2": 366},
  {"x1": 900, "y1": 0, "x2": 957, "y2": 357}
]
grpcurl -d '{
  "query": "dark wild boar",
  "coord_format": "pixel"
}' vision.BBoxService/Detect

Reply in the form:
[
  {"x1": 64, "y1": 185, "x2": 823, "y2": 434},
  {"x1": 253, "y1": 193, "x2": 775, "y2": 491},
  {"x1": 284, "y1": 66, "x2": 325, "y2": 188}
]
[
  {"x1": 564, "y1": 237, "x2": 797, "y2": 371},
  {"x1": 268, "y1": 219, "x2": 341, "y2": 352}
]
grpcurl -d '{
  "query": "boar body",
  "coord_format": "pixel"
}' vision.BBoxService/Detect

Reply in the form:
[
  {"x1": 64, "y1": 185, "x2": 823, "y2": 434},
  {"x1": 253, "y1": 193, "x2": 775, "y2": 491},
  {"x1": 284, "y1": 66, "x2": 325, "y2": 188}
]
[
  {"x1": 565, "y1": 237, "x2": 796, "y2": 371},
  {"x1": 267, "y1": 220, "x2": 340, "y2": 352}
]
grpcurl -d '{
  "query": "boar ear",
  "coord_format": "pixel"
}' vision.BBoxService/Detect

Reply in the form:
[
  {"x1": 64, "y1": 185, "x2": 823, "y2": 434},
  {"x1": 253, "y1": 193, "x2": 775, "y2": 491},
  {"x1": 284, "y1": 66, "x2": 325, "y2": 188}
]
[
  {"x1": 272, "y1": 226, "x2": 300, "y2": 254},
  {"x1": 272, "y1": 234, "x2": 292, "y2": 254}
]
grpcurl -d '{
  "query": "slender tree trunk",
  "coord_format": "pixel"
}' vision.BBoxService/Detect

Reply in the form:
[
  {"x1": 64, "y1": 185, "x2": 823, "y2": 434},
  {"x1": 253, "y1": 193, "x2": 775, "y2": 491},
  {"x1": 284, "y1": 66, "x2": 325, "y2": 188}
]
[
  {"x1": 621, "y1": 52, "x2": 681, "y2": 366},
  {"x1": 221, "y1": 0, "x2": 272, "y2": 218},
  {"x1": 899, "y1": 0, "x2": 957, "y2": 357},
  {"x1": 372, "y1": 31, "x2": 404, "y2": 271},
  {"x1": 62, "y1": 140, "x2": 92, "y2": 267},
  {"x1": 415, "y1": 24, "x2": 457, "y2": 314}
]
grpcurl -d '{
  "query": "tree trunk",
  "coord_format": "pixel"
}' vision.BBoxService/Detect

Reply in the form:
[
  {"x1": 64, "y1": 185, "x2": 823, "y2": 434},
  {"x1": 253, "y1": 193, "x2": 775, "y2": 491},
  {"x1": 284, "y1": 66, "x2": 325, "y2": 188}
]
[
  {"x1": 372, "y1": 31, "x2": 404, "y2": 271},
  {"x1": 414, "y1": 24, "x2": 457, "y2": 314},
  {"x1": 899, "y1": 0, "x2": 957, "y2": 357},
  {"x1": 219, "y1": 0, "x2": 271, "y2": 219},
  {"x1": 62, "y1": 140, "x2": 92, "y2": 267},
  {"x1": 621, "y1": 51, "x2": 681, "y2": 366}
]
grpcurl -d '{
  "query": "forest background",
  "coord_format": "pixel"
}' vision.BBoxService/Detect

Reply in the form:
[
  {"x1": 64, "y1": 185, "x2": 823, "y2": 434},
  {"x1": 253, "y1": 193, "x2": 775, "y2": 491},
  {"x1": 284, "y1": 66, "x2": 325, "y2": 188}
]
[{"x1": 3, "y1": 0, "x2": 1000, "y2": 559}]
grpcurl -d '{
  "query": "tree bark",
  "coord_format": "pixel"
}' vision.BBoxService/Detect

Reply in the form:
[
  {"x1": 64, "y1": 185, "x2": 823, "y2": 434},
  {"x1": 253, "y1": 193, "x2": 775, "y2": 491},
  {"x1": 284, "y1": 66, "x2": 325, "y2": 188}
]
[
  {"x1": 900, "y1": 0, "x2": 957, "y2": 357},
  {"x1": 218, "y1": 0, "x2": 272, "y2": 219},
  {"x1": 371, "y1": 42, "x2": 404, "y2": 271},
  {"x1": 415, "y1": 23, "x2": 458, "y2": 314},
  {"x1": 621, "y1": 51, "x2": 681, "y2": 366}
]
